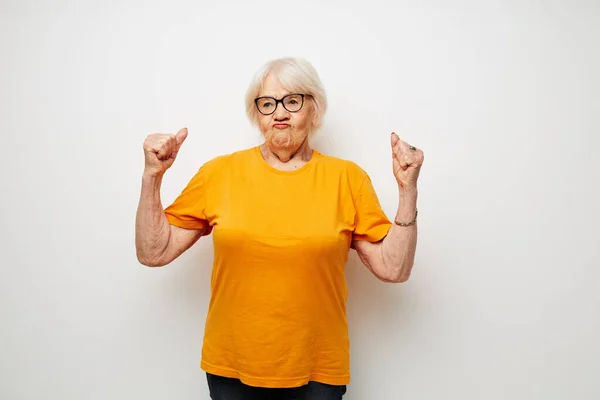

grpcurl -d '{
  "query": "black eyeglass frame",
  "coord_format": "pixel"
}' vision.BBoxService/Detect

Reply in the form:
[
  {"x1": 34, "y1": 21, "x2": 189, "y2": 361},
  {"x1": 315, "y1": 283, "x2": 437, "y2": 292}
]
[{"x1": 254, "y1": 93, "x2": 307, "y2": 115}]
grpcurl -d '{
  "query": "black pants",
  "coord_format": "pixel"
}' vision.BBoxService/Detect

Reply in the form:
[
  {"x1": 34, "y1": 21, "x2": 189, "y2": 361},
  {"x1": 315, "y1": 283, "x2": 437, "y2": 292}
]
[{"x1": 206, "y1": 373, "x2": 347, "y2": 400}]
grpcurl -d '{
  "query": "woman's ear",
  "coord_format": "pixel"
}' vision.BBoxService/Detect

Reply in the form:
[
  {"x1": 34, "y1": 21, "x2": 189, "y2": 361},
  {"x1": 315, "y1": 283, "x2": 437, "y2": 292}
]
[{"x1": 311, "y1": 101, "x2": 319, "y2": 127}]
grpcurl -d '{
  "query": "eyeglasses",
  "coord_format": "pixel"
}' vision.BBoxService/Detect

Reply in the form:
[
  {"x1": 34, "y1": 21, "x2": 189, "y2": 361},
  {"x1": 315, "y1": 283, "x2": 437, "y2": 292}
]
[{"x1": 254, "y1": 93, "x2": 306, "y2": 115}]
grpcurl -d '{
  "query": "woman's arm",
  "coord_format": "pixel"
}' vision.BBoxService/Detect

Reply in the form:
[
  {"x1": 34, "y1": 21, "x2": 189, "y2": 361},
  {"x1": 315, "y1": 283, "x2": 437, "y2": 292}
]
[
  {"x1": 135, "y1": 172, "x2": 205, "y2": 267},
  {"x1": 353, "y1": 188, "x2": 417, "y2": 283},
  {"x1": 353, "y1": 132, "x2": 423, "y2": 283},
  {"x1": 135, "y1": 128, "x2": 206, "y2": 267}
]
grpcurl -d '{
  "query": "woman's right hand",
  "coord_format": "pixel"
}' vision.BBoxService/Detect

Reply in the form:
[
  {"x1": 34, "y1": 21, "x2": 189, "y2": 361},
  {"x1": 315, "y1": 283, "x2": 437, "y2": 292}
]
[{"x1": 143, "y1": 127, "x2": 188, "y2": 177}]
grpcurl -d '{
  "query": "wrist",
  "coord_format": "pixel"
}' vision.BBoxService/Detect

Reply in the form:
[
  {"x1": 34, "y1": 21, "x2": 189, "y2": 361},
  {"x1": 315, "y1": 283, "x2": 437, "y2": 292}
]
[
  {"x1": 398, "y1": 185, "x2": 418, "y2": 197},
  {"x1": 143, "y1": 168, "x2": 165, "y2": 180},
  {"x1": 396, "y1": 187, "x2": 417, "y2": 222},
  {"x1": 142, "y1": 170, "x2": 165, "y2": 188}
]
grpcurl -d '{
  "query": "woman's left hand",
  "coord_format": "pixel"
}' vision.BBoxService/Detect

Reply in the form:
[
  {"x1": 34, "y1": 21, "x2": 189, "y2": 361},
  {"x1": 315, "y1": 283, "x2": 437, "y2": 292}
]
[{"x1": 391, "y1": 132, "x2": 424, "y2": 190}]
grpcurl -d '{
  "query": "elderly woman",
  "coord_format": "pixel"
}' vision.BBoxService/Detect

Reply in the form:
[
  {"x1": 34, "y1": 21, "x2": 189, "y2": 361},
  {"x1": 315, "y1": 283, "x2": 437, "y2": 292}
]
[{"x1": 135, "y1": 58, "x2": 424, "y2": 400}]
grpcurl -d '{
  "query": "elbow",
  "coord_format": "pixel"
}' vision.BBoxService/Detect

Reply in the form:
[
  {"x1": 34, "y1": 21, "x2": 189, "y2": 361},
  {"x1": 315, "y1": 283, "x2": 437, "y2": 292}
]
[
  {"x1": 387, "y1": 265, "x2": 413, "y2": 283},
  {"x1": 137, "y1": 256, "x2": 160, "y2": 267},
  {"x1": 394, "y1": 273, "x2": 411, "y2": 283},
  {"x1": 378, "y1": 248, "x2": 415, "y2": 283},
  {"x1": 376, "y1": 270, "x2": 410, "y2": 284},
  {"x1": 139, "y1": 259, "x2": 164, "y2": 267},
  {"x1": 383, "y1": 273, "x2": 410, "y2": 284},
  {"x1": 136, "y1": 250, "x2": 166, "y2": 267}
]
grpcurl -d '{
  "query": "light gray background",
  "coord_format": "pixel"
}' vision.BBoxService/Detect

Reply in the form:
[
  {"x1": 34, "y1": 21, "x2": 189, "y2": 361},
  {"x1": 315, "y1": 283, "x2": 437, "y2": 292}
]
[{"x1": 1, "y1": 0, "x2": 599, "y2": 399}]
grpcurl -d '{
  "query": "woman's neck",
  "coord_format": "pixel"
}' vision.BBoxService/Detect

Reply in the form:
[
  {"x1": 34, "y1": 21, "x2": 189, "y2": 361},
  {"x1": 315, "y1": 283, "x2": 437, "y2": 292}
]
[{"x1": 260, "y1": 138, "x2": 312, "y2": 171}]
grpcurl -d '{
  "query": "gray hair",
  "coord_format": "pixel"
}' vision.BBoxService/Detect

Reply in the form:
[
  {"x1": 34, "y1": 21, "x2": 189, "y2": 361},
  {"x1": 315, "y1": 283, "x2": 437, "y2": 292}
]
[{"x1": 245, "y1": 57, "x2": 328, "y2": 135}]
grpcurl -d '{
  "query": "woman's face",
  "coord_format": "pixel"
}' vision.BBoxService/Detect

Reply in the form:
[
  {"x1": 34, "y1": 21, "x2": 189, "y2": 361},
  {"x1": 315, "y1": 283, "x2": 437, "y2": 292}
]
[{"x1": 257, "y1": 74, "x2": 314, "y2": 154}]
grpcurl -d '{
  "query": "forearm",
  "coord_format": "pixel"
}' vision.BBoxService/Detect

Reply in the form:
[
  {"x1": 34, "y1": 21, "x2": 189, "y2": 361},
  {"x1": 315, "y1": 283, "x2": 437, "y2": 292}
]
[
  {"x1": 135, "y1": 173, "x2": 172, "y2": 266},
  {"x1": 380, "y1": 188, "x2": 418, "y2": 282}
]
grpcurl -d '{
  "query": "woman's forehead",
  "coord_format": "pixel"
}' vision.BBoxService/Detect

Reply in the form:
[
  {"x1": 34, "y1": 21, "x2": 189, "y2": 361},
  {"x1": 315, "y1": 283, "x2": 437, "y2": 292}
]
[{"x1": 259, "y1": 74, "x2": 293, "y2": 97}]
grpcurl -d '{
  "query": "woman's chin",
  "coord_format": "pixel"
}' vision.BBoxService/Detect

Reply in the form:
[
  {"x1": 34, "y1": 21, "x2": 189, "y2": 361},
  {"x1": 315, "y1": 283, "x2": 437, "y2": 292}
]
[{"x1": 268, "y1": 131, "x2": 293, "y2": 147}]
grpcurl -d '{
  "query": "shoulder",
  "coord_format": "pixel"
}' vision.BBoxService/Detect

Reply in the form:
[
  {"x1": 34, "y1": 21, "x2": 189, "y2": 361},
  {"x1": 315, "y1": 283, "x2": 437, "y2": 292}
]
[
  {"x1": 315, "y1": 151, "x2": 369, "y2": 182},
  {"x1": 198, "y1": 146, "x2": 256, "y2": 174},
  {"x1": 181, "y1": 147, "x2": 256, "y2": 187}
]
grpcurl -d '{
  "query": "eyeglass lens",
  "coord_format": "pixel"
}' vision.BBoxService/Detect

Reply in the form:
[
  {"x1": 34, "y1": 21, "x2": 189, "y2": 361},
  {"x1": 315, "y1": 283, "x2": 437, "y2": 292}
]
[{"x1": 256, "y1": 94, "x2": 304, "y2": 114}]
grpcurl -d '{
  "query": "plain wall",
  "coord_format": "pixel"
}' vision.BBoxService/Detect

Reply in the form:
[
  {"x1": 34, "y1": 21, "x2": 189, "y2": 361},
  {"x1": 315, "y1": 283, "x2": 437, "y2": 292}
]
[{"x1": 1, "y1": 0, "x2": 599, "y2": 399}]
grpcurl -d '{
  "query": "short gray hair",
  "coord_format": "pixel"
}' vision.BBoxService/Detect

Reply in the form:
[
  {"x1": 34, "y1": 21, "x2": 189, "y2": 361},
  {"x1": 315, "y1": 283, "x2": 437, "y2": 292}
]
[{"x1": 245, "y1": 57, "x2": 328, "y2": 135}]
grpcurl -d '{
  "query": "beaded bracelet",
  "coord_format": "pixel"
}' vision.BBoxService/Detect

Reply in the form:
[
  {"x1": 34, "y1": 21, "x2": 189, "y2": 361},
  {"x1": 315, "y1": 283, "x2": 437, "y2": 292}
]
[{"x1": 394, "y1": 209, "x2": 418, "y2": 227}]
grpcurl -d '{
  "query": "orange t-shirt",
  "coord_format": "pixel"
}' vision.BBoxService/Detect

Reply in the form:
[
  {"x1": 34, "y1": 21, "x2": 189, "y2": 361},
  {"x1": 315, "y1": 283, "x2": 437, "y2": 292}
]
[{"x1": 164, "y1": 146, "x2": 391, "y2": 388}]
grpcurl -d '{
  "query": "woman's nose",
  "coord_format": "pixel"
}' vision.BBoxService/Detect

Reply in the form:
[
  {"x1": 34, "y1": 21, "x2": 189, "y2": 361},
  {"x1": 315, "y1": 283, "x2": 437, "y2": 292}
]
[{"x1": 273, "y1": 103, "x2": 290, "y2": 120}]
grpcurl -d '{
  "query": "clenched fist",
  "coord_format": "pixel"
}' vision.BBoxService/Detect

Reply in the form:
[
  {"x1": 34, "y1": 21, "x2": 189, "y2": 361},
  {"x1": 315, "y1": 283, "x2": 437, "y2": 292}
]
[
  {"x1": 143, "y1": 127, "x2": 188, "y2": 176},
  {"x1": 391, "y1": 132, "x2": 424, "y2": 190}
]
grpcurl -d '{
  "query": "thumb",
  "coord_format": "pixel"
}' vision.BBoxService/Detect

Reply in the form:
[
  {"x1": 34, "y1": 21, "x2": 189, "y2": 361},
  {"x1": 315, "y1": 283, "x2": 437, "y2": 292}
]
[
  {"x1": 175, "y1": 127, "x2": 188, "y2": 146},
  {"x1": 391, "y1": 132, "x2": 399, "y2": 149}
]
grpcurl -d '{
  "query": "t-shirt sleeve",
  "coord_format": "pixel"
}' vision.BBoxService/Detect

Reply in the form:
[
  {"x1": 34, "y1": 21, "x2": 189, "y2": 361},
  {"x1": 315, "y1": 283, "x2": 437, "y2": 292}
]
[
  {"x1": 352, "y1": 174, "x2": 392, "y2": 242},
  {"x1": 163, "y1": 163, "x2": 213, "y2": 234}
]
